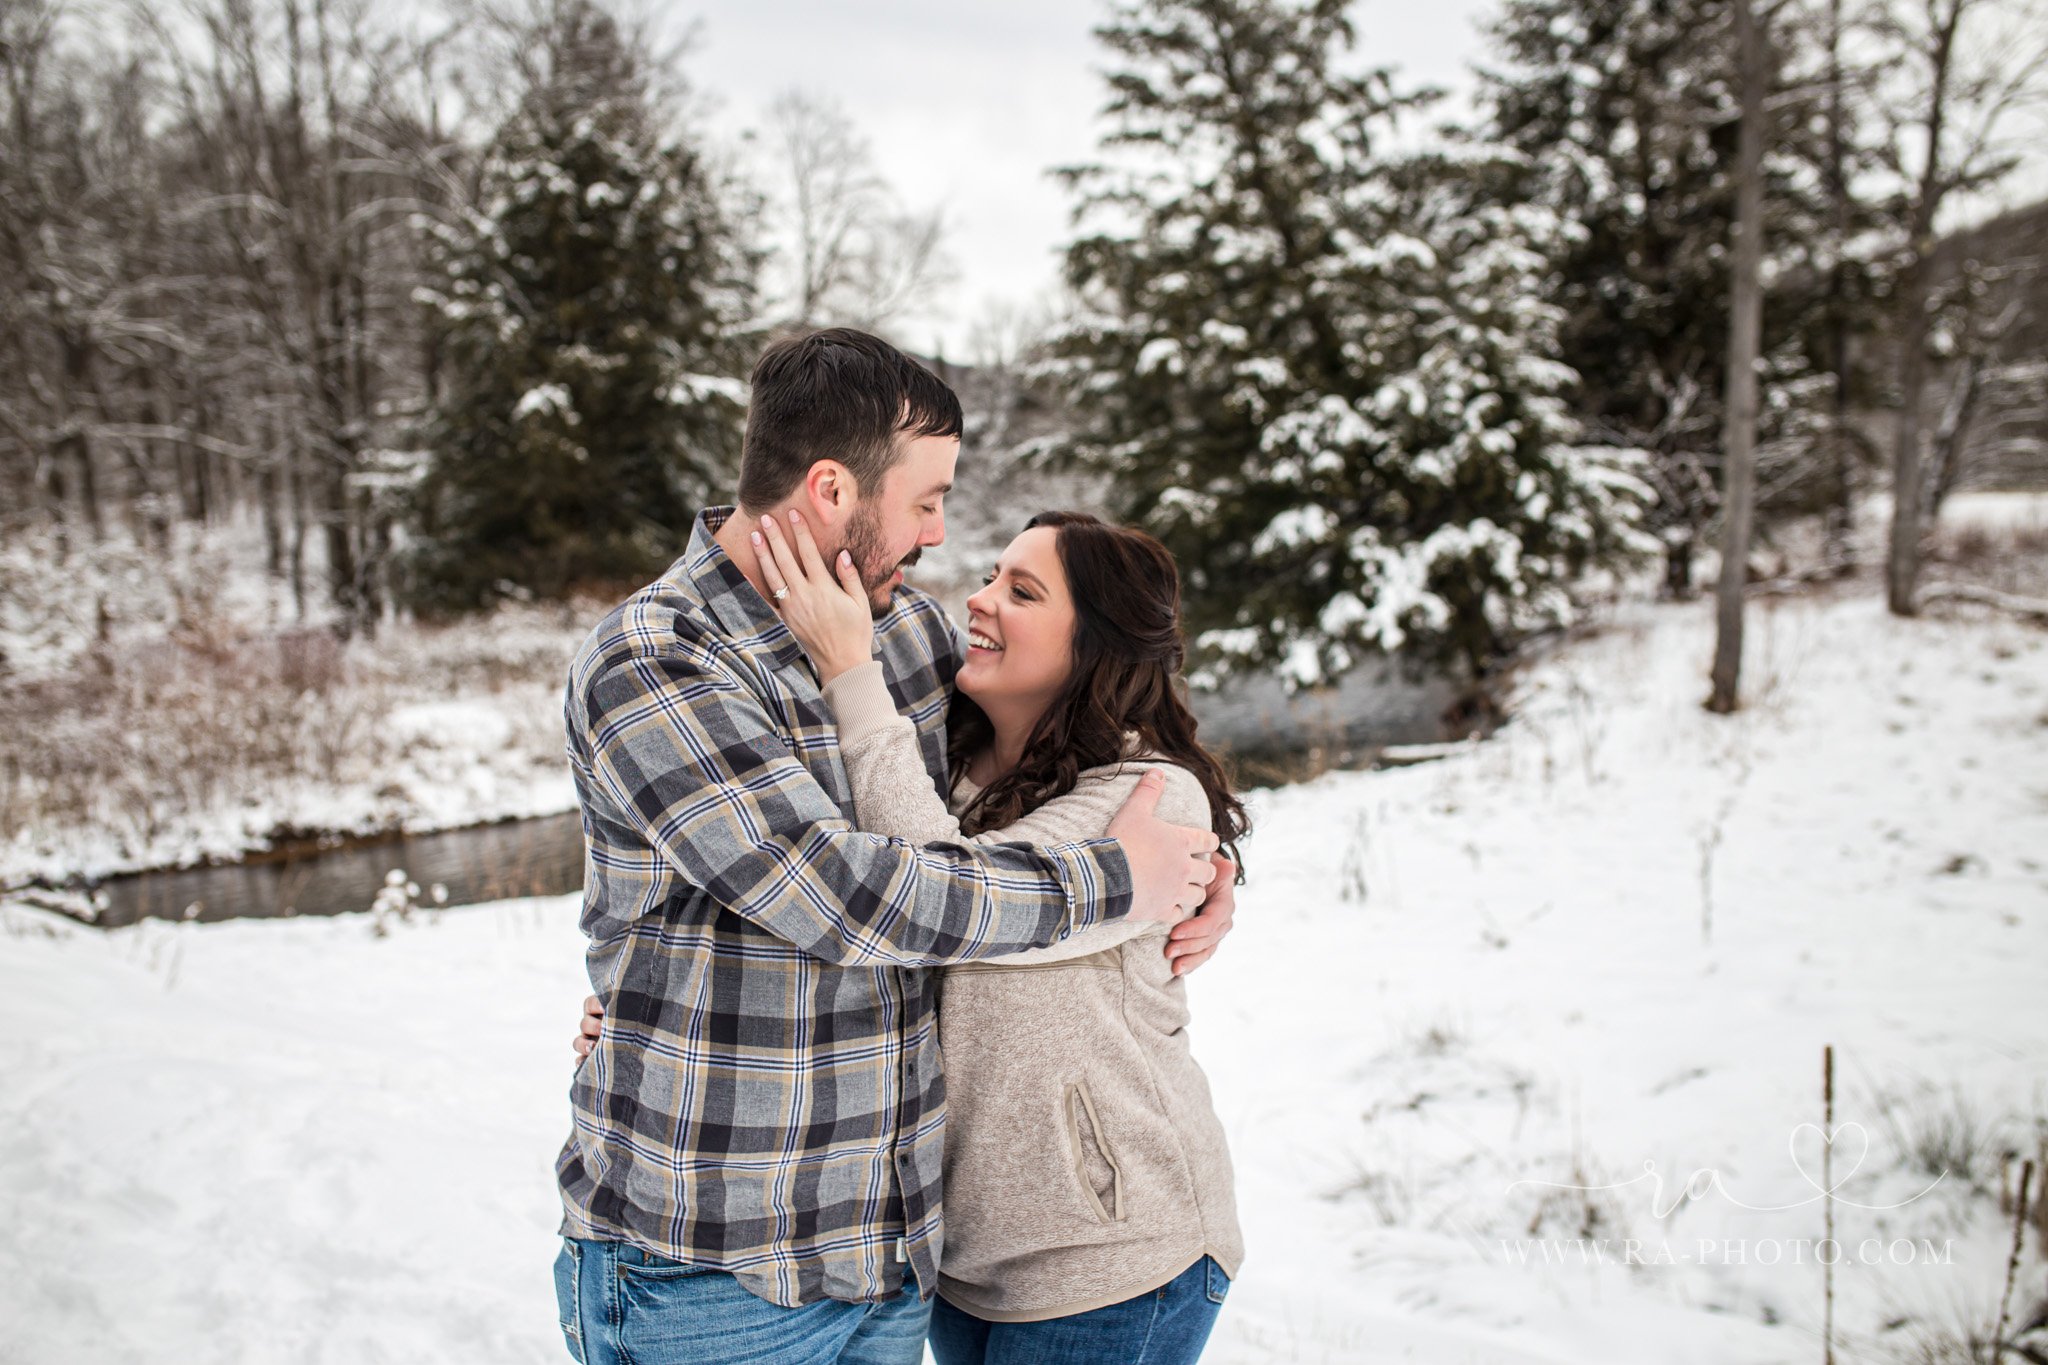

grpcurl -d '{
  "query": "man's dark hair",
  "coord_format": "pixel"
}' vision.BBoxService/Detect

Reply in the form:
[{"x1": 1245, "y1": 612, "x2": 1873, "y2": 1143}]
[{"x1": 737, "y1": 328, "x2": 964, "y2": 511}]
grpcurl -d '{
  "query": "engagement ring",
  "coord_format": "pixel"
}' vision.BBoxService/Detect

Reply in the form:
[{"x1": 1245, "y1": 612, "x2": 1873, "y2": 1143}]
[{"x1": 772, "y1": 588, "x2": 789, "y2": 601}]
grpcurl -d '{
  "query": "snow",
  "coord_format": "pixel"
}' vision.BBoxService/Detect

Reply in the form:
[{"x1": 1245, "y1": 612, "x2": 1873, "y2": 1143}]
[
  {"x1": 1317, "y1": 591, "x2": 1370, "y2": 636},
  {"x1": 1250, "y1": 504, "x2": 1337, "y2": 555},
  {"x1": 1942, "y1": 489, "x2": 2048, "y2": 531},
  {"x1": 1201, "y1": 319, "x2": 1252, "y2": 349},
  {"x1": 0, "y1": 895, "x2": 589, "y2": 1364},
  {"x1": 1233, "y1": 356, "x2": 1289, "y2": 390},
  {"x1": 663, "y1": 372, "x2": 749, "y2": 405},
  {"x1": 512, "y1": 383, "x2": 574, "y2": 422},
  {"x1": 1136, "y1": 337, "x2": 1184, "y2": 375},
  {"x1": 1202, "y1": 590, "x2": 2048, "y2": 1360},
  {"x1": 1260, "y1": 394, "x2": 1382, "y2": 459},
  {"x1": 3, "y1": 585, "x2": 2045, "y2": 1363},
  {"x1": 1156, "y1": 486, "x2": 1222, "y2": 521}
]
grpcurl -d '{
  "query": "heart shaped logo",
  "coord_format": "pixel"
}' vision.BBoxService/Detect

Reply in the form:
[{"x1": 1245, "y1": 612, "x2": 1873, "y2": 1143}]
[{"x1": 1789, "y1": 1121, "x2": 1872, "y2": 1196}]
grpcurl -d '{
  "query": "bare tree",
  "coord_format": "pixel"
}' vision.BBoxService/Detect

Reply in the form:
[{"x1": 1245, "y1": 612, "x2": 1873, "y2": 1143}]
[
  {"x1": 128, "y1": 0, "x2": 442, "y2": 629},
  {"x1": 1819, "y1": 0, "x2": 1861, "y2": 572},
  {"x1": 1709, "y1": 0, "x2": 1776, "y2": 714},
  {"x1": 1868, "y1": 0, "x2": 2048, "y2": 615},
  {"x1": 0, "y1": 0, "x2": 143, "y2": 552},
  {"x1": 1925, "y1": 263, "x2": 2030, "y2": 517},
  {"x1": 764, "y1": 89, "x2": 951, "y2": 333}
]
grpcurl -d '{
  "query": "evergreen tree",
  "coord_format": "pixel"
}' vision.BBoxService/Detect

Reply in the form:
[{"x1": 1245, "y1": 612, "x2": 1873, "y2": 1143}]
[
  {"x1": 1041, "y1": 0, "x2": 1658, "y2": 688},
  {"x1": 407, "y1": 0, "x2": 756, "y2": 610},
  {"x1": 1474, "y1": 0, "x2": 1883, "y2": 593}
]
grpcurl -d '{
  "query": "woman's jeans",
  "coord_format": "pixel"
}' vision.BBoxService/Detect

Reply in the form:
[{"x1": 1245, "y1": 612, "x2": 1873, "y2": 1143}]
[
  {"x1": 927, "y1": 1255, "x2": 1230, "y2": 1365},
  {"x1": 553, "y1": 1238, "x2": 931, "y2": 1365}
]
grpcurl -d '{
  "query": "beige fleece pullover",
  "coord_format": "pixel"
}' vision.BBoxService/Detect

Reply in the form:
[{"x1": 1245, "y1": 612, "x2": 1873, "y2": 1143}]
[{"x1": 821, "y1": 660, "x2": 1244, "y2": 1323}]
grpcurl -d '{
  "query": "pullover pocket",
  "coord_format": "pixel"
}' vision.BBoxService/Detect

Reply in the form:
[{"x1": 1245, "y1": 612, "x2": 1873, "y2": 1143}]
[{"x1": 1065, "y1": 1081, "x2": 1128, "y2": 1223}]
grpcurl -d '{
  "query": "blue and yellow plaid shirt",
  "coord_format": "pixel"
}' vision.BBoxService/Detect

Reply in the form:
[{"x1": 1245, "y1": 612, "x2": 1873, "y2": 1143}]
[{"x1": 555, "y1": 507, "x2": 1134, "y2": 1307}]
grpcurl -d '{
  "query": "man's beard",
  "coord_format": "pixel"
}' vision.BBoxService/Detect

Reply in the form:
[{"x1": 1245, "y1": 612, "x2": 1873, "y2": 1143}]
[{"x1": 841, "y1": 503, "x2": 921, "y2": 620}]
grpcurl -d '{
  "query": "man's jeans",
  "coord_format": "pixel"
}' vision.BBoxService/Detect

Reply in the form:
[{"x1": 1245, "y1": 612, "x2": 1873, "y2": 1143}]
[
  {"x1": 926, "y1": 1255, "x2": 1230, "y2": 1365},
  {"x1": 553, "y1": 1238, "x2": 932, "y2": 1365}
]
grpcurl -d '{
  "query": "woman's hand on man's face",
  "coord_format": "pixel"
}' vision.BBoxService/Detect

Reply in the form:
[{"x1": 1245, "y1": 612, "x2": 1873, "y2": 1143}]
[
  {"x1": 757, "y1": 509, "x2": 876, "y2": 687},
  {"x1": 751, "y1": 510, "x2": 876, "y2": 684}
]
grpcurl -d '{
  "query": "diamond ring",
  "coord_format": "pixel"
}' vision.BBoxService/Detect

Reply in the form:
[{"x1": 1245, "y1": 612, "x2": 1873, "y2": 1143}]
[{"x1": 772, "y1": 588, "x2": 789, "y2": 601}]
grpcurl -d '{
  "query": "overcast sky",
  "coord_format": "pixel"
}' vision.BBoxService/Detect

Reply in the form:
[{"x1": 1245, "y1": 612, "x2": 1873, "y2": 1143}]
[
  {"x1": 660, "y1": 0, "x2": 1500, "y2": 355},
  {"x1": 656, "y1": 0, "x2": 2046, "y2": 357}
]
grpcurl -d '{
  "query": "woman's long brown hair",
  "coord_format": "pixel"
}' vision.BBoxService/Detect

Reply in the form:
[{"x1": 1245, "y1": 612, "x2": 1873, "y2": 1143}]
[{"x1": 947, "y1": 511, "x2": 1250, "y2": 876}]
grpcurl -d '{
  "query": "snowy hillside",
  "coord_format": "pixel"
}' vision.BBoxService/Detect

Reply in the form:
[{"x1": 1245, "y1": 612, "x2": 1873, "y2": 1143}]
[{"x1": 3, "y1": 575, "x2": 2042, "y2": 1365}]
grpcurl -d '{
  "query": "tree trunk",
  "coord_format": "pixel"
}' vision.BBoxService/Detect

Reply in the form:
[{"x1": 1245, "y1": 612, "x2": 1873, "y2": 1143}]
[
  {"x1": 319, "y1": 446, "x2": 357, "y2": 628},
  {"x1": 193, "y1": 443, "x2": 214, "y2": 525},
  {"x1": 176, "y1": 370, "x2": 210, "y2": 523},
  {"x1": 58, "y1": 333, "x2": 106, "y2": 542},
  {"x1": 260, "y1": 414, "x2": 285, "y2": 579},
  {"x1": 1709, "y1": 0, "x2": 1768, "y2": 714},
  {"x1": 1821, "y1": 0, "x2": 1855, "y2": 574},
  {"x1": 359, "y1": 509, "x2": 390, "y2": 631},
  {"x1": 1665, "y1": 532, "x2": 1695, "y2": 599},
  {"x1": 44, "y1": 445, "x2": 72, "y2": 561},
  {"x1": 289, "y1": 435, "x2": 310, "y2": 620},
  {"x1": 1885, "y1": 0, "x2": 1961, "y2": 617},
  {"x1": 1886, "y1": 257, "x2": 1935, "y2": 615},
  {"x1": 135, "y1": 374, "x2": 175, "y2": 553},
  {"x1": 1926, "y1": 348, "x2": 1984, "y2": 524}
]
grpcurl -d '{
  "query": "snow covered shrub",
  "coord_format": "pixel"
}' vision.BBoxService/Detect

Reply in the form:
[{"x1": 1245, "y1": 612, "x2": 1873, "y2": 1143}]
[
  {"x1": 1036, "y1": 0, "x2": 1657, "y2": 688},
  {"x1": 370, "y1": 869, "x2": 421, "y2": 935},
  {"x1": 275, "y1": 628, "x2": 347, "y2": 695},
  {"x1": 369, "y1": 869, "x2": 446, "y2": 935},
  {"x1": 0, "y1": 594, "x2": 579, "y2": 885},
  {"x1": 0, "y1": 626, "x2": 373, "y2": 856}
]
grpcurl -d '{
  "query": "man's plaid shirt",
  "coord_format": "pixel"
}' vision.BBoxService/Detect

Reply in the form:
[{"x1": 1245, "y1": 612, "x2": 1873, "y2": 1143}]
[{"x1": 555, "y1": 507, "x2": 1134, "y2": 1308}]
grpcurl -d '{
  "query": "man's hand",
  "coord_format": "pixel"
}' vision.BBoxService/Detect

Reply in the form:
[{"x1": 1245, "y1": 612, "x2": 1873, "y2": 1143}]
[
  {"x1": 1106, "y1": 770, "x2": 1220, "y2": 927},
  {"x1": 1166, "y1": 852, "x2": 1237, "y2": 977},
  {"x1": 573, "y1": 994, "x2": 604, "y2": 1060}
]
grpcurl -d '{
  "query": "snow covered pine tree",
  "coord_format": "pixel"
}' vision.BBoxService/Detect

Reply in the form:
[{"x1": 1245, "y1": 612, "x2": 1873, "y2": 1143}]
[
  {"x1": 408, "y1": 0, "x2": 757, "y2": 611},
  {"x1": 1475, "y1": 0, "x2": 1866, "y2": 597},
  {"x1": 1039, "y1": 0, "x2": 1658, "y2": 690}
]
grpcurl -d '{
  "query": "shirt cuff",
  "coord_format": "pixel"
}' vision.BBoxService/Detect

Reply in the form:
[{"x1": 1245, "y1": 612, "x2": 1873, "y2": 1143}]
[
  {"x1": 1043, "y1": 837, "x2": 1135, "y2": 940},
  {"x1": 821, "y1": 660, "x2": 905, "y2": 748}
]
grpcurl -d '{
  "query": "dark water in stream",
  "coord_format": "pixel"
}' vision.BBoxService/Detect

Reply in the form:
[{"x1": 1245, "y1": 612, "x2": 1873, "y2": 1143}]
[{"x1": 74, "y1": 811, "x2": 586, "y2": 929}]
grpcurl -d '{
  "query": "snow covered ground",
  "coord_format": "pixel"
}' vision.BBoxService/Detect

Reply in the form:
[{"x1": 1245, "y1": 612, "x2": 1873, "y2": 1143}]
[
  {"x1": 3, "y1": 578, "x2": 2043, "y2": 1365},
  {"x1": 1942, "y1": 489, "x2": 2048, "y2": 532}
]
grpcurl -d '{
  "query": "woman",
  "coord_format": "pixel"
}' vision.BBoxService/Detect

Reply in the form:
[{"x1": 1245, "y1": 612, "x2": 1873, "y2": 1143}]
[{"x1": 582, "y1": 511, "x2": 1249, "y2": 1363}]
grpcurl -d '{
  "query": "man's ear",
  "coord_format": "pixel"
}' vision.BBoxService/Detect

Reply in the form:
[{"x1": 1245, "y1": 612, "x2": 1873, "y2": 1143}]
[{"x1": 802, "y1": 460, "x2": 855, "y2": 527}]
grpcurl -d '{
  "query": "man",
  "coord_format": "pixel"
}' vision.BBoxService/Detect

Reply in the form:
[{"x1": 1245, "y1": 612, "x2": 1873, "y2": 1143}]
[{"x1": 553, "y1": 328, "x2": 1235, "y2": 1365}]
